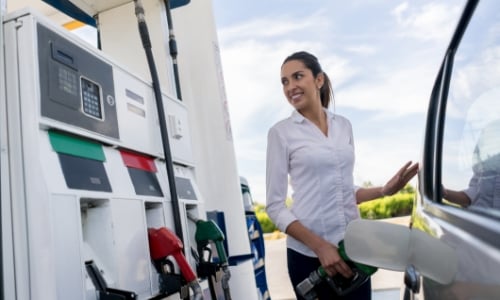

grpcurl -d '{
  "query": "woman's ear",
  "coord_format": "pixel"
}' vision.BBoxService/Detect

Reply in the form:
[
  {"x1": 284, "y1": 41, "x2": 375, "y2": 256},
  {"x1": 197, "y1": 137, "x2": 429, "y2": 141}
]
[{"x1": 316, "y1": 72, "x2": 325, "y2": 89}]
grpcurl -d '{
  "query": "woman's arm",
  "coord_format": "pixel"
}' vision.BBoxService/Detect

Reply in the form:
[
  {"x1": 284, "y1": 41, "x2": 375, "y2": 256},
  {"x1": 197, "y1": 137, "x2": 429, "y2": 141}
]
[
  {"x1": 356, "y1": 161, "x2": 419, "y2": 204},
  {"x1": 265, "y1": 127, "x2": 297, "y2": 231},
  {"x1": 355, "y1": 186, "x2": 386, "y2": 203},
  {"x1": 443, "y1": 188, "x2": 471, "y2": 207}
]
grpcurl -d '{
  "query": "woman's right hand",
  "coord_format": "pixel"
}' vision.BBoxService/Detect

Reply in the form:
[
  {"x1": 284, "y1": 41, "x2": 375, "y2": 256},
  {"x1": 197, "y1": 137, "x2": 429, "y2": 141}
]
[
  {"x1": 285, "y1": 221, "x2": 354, "y2": 278},
  {"x1": 381, "y1": 161, "x2": 419, "y2": 196},
  {"x1": 314, "y1": 241, "x2": 354, "y2": 278}
]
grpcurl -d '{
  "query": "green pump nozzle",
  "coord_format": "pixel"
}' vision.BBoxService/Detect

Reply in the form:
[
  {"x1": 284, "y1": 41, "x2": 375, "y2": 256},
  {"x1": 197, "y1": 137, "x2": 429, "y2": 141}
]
[
  {"x1": 191, "y1": 215, "x2": 228, "y2": 264},
  {"x1": 187, "y1": 213, "x2": 232, "y2": 300}
]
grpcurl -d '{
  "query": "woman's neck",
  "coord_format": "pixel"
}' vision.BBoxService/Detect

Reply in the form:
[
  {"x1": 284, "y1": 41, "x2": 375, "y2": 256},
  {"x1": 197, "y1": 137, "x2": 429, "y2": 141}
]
[{"x1": 299, "y1": 105, "x2": 328, "y2": 135}]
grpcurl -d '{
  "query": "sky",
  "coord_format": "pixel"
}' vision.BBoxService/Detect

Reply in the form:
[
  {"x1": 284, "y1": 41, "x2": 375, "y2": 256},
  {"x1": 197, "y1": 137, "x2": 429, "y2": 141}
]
[{"x1": 211, "y1": 0, "x2": 466, "y2": 203}]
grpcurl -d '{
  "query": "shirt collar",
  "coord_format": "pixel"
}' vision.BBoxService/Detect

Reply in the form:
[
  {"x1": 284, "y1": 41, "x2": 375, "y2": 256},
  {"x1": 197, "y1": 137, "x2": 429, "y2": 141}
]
[{"x1": 291, "y1": 108, "x2": 335, "y2": 123}]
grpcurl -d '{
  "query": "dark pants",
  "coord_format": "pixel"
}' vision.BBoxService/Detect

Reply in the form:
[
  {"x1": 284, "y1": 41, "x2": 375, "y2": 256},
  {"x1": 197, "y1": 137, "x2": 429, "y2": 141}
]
[{"x1": 287, "y1": 248, "x2": 372, "y2": 300}]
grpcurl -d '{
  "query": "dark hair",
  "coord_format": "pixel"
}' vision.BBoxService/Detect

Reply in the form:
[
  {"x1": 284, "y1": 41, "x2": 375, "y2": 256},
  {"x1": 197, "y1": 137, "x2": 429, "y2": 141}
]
[{"x1": 282, "y1": 51, "x2": 333, "y2": 108}]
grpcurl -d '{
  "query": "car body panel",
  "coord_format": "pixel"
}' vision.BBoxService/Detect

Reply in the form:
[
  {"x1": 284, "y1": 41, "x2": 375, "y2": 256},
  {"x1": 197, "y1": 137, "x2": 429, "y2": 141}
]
[{"x1": 410, "y1": 0, "x2": 500, "y2": 299}]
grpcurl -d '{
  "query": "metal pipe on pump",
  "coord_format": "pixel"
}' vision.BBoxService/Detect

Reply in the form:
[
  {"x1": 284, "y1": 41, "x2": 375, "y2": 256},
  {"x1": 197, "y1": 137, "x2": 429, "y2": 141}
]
[
  {"x1": 163, "y1": 0, "x2": 182, "y2": 100},
  {"x1": 132, "y1": 0, "x2": 184, "y2": 243}
]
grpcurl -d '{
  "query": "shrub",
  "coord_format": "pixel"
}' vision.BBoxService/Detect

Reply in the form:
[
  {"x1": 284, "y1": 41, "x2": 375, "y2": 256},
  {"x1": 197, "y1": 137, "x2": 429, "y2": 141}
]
[{"x1": 359, "y1": 193, "x2": 414, "y2": 219}]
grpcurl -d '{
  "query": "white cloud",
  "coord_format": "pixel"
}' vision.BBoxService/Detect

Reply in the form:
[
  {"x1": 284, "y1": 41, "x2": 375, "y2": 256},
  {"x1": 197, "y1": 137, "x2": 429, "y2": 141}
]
[
  {"x1": 218, "y1": 12, "x2": 329, "y2": 43},
  {"x1": 344, "y1": 45, "x2": 378, "y2": 56},
  {"x1": 392, "y1": 2, "x2": 409, "y2": 19},
  {"x1": 392, "y1": 2, "x2": 462, "y2": 41},
  {"x1": 354, "y1": 132, "x2": 422, "y2": 187},
  {"x1": 336, "y1": 62, "x2": 437, "y2": 116}
]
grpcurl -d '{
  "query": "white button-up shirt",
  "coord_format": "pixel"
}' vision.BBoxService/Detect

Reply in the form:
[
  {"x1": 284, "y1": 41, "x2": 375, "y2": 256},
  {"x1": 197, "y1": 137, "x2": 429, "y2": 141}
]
[{"x1": 266, "y1": 109, "x2": 360, "y2": 257}]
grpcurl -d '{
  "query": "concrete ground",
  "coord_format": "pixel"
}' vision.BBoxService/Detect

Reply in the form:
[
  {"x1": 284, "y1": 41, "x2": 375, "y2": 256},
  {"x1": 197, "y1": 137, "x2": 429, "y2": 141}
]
[{"x1": 263, "y1": 216, "x2": 410, "y2": 300}]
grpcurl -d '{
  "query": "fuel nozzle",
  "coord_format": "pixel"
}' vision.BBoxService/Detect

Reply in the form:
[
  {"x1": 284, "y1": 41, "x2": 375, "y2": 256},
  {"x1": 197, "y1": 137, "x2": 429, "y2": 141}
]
[
  {"x1": 188, "y1": 213, "x2": 232, "y2": 300},
  {"x1": 188, "y1": 213, "x2": 228, "y2": 264},
  {"x1": 148, "y1": 227, "x2": 204, "y2": 300},
  {"x1": 296, "y1": 240, "x2": 377, "y2": 299}
]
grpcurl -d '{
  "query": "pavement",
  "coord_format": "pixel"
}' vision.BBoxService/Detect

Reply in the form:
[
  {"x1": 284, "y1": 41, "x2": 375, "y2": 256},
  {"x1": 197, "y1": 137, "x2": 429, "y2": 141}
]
[{"x1": 263, "y1": 216, "x2": 411, "y2": 300}]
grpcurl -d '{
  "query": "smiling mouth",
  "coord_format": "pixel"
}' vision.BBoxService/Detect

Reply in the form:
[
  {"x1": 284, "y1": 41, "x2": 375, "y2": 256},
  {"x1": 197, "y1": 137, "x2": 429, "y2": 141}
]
[{"x1": 290, "y1": 93, "x2": 302, "y2": 103}]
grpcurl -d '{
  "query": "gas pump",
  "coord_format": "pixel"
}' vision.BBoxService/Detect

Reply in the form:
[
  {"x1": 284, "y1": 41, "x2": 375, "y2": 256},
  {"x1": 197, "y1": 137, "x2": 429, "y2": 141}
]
[{"x1": 1, "y1": 0, "x2": 258, "y2": 299}]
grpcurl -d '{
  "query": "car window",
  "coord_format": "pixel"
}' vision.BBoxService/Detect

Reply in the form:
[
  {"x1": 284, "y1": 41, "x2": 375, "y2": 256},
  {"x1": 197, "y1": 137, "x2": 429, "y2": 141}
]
[{"x1": 441, "y1": 0, "x2": 500, "y2": 213}]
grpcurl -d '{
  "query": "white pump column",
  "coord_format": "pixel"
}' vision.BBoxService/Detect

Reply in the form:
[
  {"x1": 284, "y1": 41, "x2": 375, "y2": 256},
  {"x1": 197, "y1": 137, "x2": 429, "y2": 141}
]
[{"x1": 172, "y1": 2, "x2": 258, "y2": 297}]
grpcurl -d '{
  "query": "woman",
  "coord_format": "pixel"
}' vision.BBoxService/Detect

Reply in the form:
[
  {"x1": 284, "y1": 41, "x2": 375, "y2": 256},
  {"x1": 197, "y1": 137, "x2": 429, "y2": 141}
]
[{"x1": 266, "y1": 51, "x2": 418, "y2": 299}]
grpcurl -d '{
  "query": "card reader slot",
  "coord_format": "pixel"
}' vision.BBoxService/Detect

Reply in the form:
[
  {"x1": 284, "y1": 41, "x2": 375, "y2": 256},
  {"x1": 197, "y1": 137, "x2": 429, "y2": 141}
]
[{"x1": 51, "y1": 42, "x2": 78, "y2": 70}]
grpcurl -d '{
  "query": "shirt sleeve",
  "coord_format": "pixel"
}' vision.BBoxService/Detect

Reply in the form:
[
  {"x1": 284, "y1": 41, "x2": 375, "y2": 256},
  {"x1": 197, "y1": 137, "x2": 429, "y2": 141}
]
[
  {"x1": 265, "y1": 126, "x2": 297, "y2": 232},
  {"x1": 347, "y1": 119, "x2": 360, "y2": 194},
  {"x1": 463, "y1": 172, "x2": 479, "y2": 203}
]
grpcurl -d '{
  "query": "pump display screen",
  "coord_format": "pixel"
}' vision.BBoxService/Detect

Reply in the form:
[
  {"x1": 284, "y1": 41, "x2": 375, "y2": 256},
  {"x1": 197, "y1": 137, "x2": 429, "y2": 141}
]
[{"x1": 81, "y1": 77, "x2": 103, "y2": 119}]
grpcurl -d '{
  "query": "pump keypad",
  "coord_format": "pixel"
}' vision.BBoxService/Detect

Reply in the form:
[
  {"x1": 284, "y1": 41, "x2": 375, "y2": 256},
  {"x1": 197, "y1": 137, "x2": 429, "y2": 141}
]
[{"x1": 81, "y1": 77, "x2": 103, "y2": 120}]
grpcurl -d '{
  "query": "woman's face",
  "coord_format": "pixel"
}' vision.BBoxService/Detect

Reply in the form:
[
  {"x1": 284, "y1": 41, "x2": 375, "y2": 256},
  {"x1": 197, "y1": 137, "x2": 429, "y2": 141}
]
[{"x1": 281, "y1": 59, "x2": 323, "y2": 111}]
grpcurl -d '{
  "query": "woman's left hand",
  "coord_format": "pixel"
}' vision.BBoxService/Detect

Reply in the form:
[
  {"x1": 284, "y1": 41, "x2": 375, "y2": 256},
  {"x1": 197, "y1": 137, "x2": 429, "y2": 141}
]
[{"x1": 381, "y1": 161, "x2": 419, "y2": 196}]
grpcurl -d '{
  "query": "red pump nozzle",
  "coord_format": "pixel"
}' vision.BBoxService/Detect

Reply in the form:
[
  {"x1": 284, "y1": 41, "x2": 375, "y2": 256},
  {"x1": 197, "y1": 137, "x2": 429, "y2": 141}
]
[{"x1": 148, "y1": 227, "x2": 197, "y2": 282}]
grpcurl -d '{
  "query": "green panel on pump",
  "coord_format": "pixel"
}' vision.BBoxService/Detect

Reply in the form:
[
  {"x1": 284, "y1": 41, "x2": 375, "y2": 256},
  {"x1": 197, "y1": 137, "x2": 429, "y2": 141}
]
[
  {"x1": 48, "y1": 130, "x2": 105, "y2": 161},
  {"x1": 49, "y1": 130, "x2": 111, "y2": 192}
]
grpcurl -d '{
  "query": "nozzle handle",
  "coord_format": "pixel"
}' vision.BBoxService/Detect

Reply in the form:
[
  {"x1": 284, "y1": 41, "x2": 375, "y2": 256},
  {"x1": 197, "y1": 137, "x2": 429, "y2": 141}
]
[
  {"x1": 215, "y1": 241, "x2": 228, "y2": 263},
  {"x1": 173, "y1": 252, "x2": 197, "y2": 282}
]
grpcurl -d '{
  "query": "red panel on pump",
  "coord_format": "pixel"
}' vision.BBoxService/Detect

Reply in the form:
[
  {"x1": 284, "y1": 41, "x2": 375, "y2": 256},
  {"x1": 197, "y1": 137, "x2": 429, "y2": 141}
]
[{"x1": 119, "y1": 150, "x2": 157, "y2": 172}]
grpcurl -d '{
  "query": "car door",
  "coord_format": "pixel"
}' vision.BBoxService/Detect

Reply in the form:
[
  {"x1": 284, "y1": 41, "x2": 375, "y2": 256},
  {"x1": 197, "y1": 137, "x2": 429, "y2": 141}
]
[{"x1": 409, "y1": 0, "x2": 500, "y2": 299}]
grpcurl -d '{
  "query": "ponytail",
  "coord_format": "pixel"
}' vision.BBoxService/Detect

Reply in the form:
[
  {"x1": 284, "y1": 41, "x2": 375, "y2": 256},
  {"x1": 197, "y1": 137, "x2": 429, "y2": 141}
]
[{"x1": 320, "y1": 72, "x2": 333, "y2": 109}]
